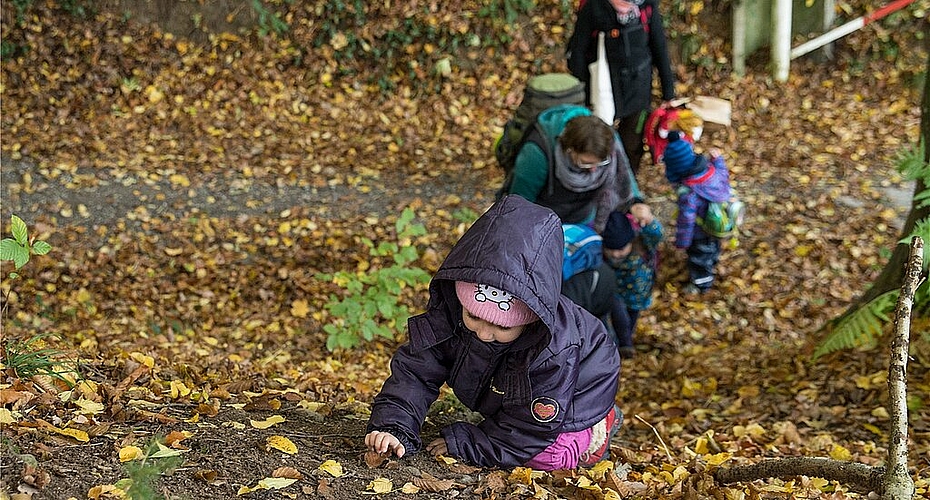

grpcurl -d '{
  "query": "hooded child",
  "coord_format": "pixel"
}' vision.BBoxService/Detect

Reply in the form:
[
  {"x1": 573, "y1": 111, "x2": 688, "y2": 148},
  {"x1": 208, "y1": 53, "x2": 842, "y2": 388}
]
[{"x1": 366, "y1": 195, "x2": 622, "y2": 470}]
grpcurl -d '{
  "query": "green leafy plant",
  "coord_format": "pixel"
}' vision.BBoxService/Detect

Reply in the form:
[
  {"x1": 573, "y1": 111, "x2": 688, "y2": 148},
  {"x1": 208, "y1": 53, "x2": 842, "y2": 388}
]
[
  {"x1": 814, "y1": 142, "x2": 929, "y2": 359},
  {"x1": 452, "y1": 207, "x2": 479, "y2": 224},
  {"x1": 10, "y1": 0, "x2": 34, "y2": 25},
  {"x1": 813, "y1": 291, "x2": 897, "y2": 359},
  {"x1": 477, "y1": 0, "x2": 534, "y2": 26},
  {"x1": 0, "y1": 215, "x2": 73, "y2": 383},
  {"x1": 316, "y1": 208, "x2": 431, "y2": 351},
  {"x1": 1, "y1": 215, "x2": 51, "y2": 279},
  {"x1": 117, "y1": 437, "x2": 187, "y2": 500},
  {"x1": 250, "y1": 0, "x2": 290, "y2": 37}
]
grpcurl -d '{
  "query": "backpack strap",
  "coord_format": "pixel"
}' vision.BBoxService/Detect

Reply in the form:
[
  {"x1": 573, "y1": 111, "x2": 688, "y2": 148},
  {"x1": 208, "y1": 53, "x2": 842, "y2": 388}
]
[
  {"x1": 521, "y1": 123, "x2": 558, "y2": 197},
  {"x1": 497, "y1": 123, "x2": 553, "y2": 199}
]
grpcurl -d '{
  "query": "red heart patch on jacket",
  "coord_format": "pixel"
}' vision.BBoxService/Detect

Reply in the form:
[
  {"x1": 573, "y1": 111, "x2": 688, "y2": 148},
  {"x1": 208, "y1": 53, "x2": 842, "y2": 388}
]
[{"x1": 531, "y1": 397, "x2": 559, "y2": 422}]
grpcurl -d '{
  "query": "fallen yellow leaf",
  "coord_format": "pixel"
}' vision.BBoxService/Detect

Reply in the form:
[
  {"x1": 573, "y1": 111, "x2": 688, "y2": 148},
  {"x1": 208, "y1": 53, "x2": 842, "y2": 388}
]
[
  {"x1": 290, "y1": 299, "x2": 310, "y2": 318},
  {"x1": 367, "y1": 477, "x2": 392, "y2": 494},
  {"x1": 266, "y1": 435, "x2": 298, "y2": 455},
  {"x1": 0, "y1": 408, "x2": 16, "y2": 424},
  {"x1": 586, "y1": 460, "x2": 612, "y2": 480},
  {"x1": 130, "y1": 352, "x2": 155, "y2": 368},
  {"x1": 87, "y1": 484, "x2": 125, "y2": 499},
  {"x1": 237, "y1": 477, "x2": 297, "y2": 495},
  {"x1": 51, "y1": 426, "x2": 90, "y2": 442},
  {"x1": 118, "y1": 445, "x2": 145, "y2": 462},
  {"x1": 318, "y1": 459, "x2": 344, "y2": 477},
  {"x1": 705, "y1": 452, "x2": 732, "y2": 466},
  {"x1": 169, "y1": 173, "x2": 190, "y2": 186},
  {"x1": 250, "y1": 415, "x2": 286, "y2": 429},
  {"x1": 829, "y1": 444, "x2": 852, "y2": 461},
  {"x1": 401, "y1": 482, "x2": 420, "y2": 494}
]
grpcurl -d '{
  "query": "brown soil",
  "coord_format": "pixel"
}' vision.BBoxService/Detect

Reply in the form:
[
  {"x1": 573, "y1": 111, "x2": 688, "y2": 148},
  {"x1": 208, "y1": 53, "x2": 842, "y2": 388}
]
[{"x1": 4, "y1": 405, "x2": 484, "y2": 500}]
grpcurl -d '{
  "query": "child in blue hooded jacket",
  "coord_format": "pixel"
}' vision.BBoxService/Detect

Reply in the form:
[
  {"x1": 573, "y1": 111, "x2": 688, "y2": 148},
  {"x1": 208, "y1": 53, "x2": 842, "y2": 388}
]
[
  {"x1": 601, "y1": 210, "x2": 663, "y2": 358},
  {"x1": 662, "y1": 131, "x2": 732, "y2": 294},
  {"x1": 366, "y1": 195, "x2": 622, "y2": 470}
]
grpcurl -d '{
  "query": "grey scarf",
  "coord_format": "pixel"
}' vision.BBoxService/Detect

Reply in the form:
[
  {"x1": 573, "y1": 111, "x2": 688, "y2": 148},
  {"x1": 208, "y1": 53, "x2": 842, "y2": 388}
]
[{"x1": 553, "y1": 143, "x2": 615, "y2": 193}]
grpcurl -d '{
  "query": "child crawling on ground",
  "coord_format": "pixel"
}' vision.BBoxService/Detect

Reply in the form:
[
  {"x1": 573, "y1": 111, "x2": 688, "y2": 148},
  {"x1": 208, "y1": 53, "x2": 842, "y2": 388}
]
[{"x1": 365, "y1": 195, "x2": 622, "y2": 470}]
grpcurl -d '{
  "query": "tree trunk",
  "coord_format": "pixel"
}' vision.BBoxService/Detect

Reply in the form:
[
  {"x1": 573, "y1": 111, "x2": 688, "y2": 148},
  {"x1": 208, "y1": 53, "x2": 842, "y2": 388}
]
[{"x1": 833, "y1": 48, "x2": 930, "y2": 318}]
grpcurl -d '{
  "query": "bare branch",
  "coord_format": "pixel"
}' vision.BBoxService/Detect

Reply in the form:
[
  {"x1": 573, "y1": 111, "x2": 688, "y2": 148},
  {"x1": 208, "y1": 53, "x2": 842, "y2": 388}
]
[
  {"x1": 883, "y1": 236, "x2": 922, "y2": 500},
  {"x1": 714, "y1": 457, "x2": 883, "y2": 493}
]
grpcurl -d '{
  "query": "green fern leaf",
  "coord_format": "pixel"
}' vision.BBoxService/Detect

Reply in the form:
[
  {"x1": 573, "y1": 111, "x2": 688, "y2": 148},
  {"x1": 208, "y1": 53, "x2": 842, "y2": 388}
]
[
  {"x1": 814, "y1": 291, "x2": 898, "y2": 359},
  {"x1": 895, "y1": 139, "x2": 928, "y2": 183}
]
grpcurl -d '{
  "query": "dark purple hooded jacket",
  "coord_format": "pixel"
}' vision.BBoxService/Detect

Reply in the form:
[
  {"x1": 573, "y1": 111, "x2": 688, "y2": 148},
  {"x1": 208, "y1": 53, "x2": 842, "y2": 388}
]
[{"x1": 366, "y1": 195, "x2": 620, "y2": 468}]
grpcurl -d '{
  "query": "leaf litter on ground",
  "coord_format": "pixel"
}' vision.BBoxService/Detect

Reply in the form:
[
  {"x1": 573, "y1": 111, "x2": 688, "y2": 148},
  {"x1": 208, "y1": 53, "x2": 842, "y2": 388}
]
[{"x1": 0, "y1": 1, "x2": 928, "y2": 499}]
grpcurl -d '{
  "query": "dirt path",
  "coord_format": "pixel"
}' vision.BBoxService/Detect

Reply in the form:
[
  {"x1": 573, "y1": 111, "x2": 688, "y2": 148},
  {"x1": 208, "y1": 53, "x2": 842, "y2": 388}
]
[{"x1": 1, "y1": 154, "x2": 497, "y2": 229}]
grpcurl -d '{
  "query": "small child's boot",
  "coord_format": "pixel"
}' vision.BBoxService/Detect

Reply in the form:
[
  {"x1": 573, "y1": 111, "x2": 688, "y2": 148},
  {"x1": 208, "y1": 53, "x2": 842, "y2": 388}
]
[{"x1": 580, "y1": 405, "x2": 623, "y2": 466}]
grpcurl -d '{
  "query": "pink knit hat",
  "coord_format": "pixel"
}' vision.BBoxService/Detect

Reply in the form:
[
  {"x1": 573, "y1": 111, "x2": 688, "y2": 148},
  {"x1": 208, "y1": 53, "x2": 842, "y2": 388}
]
[{"x1": 455, "y1": 281, "x2": 538, "y2": 328}]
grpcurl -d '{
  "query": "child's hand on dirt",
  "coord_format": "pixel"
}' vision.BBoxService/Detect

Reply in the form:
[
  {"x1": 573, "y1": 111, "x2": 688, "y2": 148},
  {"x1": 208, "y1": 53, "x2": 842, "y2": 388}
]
[
  {"x1": 426, "y1": 438, "x2": 449, "y2": 457},
  {"x1": 365, "y1": 431, "x2": 406, "y2": 458},
  {"x1": 708, "y1": 147, "x2": 722, "y2": 159},
  {"x1": 629, "y1": 203, "x2": 654, "y2": 227}
]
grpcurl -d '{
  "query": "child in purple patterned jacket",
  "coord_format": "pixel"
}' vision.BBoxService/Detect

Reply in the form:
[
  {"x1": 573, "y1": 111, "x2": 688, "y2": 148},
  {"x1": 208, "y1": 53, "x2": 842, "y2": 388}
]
[{"x1": 662, "y1": 131, "x2": 732, "y2": 294}]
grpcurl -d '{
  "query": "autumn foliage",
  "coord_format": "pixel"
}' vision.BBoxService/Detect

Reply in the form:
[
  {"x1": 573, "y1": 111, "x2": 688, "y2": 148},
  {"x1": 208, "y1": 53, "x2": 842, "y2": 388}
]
[{"x1": 1, "y1": 0, "x2": 929, "y2": 498}]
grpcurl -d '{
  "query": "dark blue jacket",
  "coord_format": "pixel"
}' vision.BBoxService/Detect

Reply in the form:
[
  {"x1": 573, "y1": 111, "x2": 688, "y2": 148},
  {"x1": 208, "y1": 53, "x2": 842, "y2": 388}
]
[{"x1": 366, "y1": 195, "x2": 621, "y2": 467}]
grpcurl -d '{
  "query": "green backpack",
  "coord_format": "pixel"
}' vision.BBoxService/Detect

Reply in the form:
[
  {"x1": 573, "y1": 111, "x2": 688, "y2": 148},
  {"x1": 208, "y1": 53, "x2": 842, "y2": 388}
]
[
  {"x1": 493, "y1": 73, "x2": 586, "y2": 176},
  {"x1": 678, "y1": 187, "x2": 746, "y2": 238},
  {"x1": 700, "y1": 196, "x2": 745, "y2": 238}
]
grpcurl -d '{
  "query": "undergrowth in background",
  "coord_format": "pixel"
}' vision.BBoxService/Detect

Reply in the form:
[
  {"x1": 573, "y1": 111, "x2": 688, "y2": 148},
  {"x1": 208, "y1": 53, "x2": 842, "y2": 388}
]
[
  {"x1": 316, "y1": 208, "x2": 431, "y2": 351},
  {"x1": 815, "y1": 141, "x2": 930, "y2": 359},
  {"x1": 2, "y1": 0, "x2": 926, "y2": 91},
  {"x1": 0, "y1": 215, "x2": 74, "y2": 384}
]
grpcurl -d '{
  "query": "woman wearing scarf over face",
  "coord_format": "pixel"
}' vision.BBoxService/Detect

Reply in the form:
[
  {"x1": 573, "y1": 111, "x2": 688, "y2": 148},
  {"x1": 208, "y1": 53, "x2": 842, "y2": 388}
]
[
  {"x1": 503, "y1": 104, "x2": 650, "y2": 234},
  {"x1": 566, "y1": 0, "x2": 676, "y2": 176}
]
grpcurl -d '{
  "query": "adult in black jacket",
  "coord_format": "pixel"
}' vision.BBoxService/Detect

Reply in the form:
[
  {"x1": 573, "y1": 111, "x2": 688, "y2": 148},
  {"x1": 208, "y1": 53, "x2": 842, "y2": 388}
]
[{"x1": 566, "y1": 0, "x2": 676, "y2": 175}]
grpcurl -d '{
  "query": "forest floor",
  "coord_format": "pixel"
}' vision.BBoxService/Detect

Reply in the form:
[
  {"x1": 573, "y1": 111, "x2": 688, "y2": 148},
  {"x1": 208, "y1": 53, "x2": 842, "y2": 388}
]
[{"x1": 1, "y1": 1, "x2": 929, "y2": 499}]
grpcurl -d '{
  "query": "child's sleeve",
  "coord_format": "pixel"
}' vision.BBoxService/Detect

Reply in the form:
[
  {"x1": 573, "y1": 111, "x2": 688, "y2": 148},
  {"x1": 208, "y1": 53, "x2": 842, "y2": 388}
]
[
  {"x1": 641, "y1": 220, "x2": 663, "y2": 250},
  {"x1": 366, "y1": 342, "x2": 449, "y2": 455},
  {"x1": 710, "y1": 155, "x2": 730, "y2": 180},
  {"x1": 675, "y1": 192, "x2": 699, "y2": 249}
]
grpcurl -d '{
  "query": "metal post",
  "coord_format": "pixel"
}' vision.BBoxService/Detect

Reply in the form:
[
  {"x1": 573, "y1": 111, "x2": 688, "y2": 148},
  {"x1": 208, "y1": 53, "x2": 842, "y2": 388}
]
[{"x1": 771, "y1": 0, "x2": 793, "y2": 81}]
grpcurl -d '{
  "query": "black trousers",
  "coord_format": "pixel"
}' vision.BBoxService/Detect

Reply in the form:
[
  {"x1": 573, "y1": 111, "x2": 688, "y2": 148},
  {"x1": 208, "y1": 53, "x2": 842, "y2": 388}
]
[
  {"x1": 615, "y1": 110, "x2": 648, "y2": 176},
  {"x1": 686, "y1": 231, "x2": 721, "y2": 290}
]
